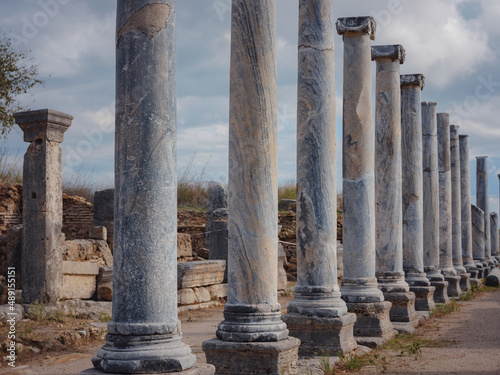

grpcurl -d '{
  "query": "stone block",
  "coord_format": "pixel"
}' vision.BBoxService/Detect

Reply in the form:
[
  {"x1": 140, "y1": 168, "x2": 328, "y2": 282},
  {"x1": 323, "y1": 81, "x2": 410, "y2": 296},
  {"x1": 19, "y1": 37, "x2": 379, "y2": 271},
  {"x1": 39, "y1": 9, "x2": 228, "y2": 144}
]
[
  {"x1": 61, "y1": 261, "x2": 99, "y2": 300},
  {"x1": 346, "y1": 301, "x2": 395, "y2": 348},
  {"x1": 0, "y1": 303, "x2": 24, "y2": 322},
  {"x1": 193, "y1": 287, "x2": 211, "y2": 303},
  {"x1": 89, "y1": 226, "x2": 107, "y2": 241},
  {"x1": 278, "y1": 244, "x2": 287, "y2": 292},
  {"x1": 459, "y1": 273, "x2": 471, "y2": 292},
  {"x1": 410, "y1": 285, "x2": 436, "y2": 311},
  {"x1": 485, "y1": 267, "x2": 500, "y2": 287},
  {"x1": 431, "y1": 280, "x2": 450, "y2": 304},
  {"x1": 383, "y1": 291, "x2": 418, "y2": 323},
  {"x1": 93, "y1": 189, "x2": 114, "y2": 223},
  {"x1": 79, "y1": 364, "x2": 215, "y2": 375},
  {"x1": 203, "y1": 337, "x2": 300, "y2": 375},
  {"x1": 444, "y1": 275, "x2": 461, "y2": 297},
  {"x1": 282, "y1": 312, "x2": 357, "y2": 356},
  {"x1": 177, "y1": 260, "x2": 226, "y2": 289},
  {"x1": 206, "y1": 284, "x2": 228, "y2": 299},
  {"x1": 178, "y1": 288, "x2": 197, "y2": 305},
  {"x1": 96, "y1": 266, "x2": 113, "y2": 301},
  {"x1": 178, "y1": 233, "x2": 193, "y2": 258},
  {"x1": 278, "y1": 199, "x2": 296, "y2": 211}
]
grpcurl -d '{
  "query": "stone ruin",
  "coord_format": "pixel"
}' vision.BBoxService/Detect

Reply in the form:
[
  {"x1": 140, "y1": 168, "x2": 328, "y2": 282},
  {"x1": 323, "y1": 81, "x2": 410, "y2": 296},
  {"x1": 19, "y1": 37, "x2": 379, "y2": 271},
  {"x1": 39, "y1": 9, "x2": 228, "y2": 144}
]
[{"x1": 2, "y1": 1, "x2": 500, "y2": 375}]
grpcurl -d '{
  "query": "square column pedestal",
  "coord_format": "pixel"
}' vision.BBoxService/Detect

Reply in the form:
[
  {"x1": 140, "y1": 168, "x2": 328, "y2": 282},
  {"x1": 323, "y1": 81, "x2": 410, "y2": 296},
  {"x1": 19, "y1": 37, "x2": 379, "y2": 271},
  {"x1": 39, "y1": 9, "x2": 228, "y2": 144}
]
[
  {"x1": 444, "y1": 275, "x2": 462, "y2": 297},
  {"x1": 430, "y1": 280, "x2": 450, "y2": 304},
  {"x1": 410, "y1": 285, "x2": 436, "y2": 312}
]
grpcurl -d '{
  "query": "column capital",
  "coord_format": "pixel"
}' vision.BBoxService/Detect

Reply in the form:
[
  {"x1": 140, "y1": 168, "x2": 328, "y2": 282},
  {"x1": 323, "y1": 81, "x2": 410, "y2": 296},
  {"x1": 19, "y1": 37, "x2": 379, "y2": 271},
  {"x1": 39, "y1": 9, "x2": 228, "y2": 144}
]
[
  {"x1": 401, "y1": 74, "x2": 425, "y2": 90},
  {"x1": 371, "y1": 44, "x2": 405, "y2": 64},
  {"x1": 476, "y1": 156, "x2": 488, "y2": 160},
  {"x1": 336, "y1": 16, "x2": 376, "y2": 40},
  {"x1": 14, "y1": 109, "x2": 73, "y2": 143}
]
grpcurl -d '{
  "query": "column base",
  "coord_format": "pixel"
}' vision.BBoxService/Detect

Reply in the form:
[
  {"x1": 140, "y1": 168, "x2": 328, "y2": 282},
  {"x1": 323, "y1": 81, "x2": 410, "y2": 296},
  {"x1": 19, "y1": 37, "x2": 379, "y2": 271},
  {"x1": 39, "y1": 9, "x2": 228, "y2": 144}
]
[
  {"x1": 470, "y1": 278, "x2": 483, "y2": 288},
  {"x1": 281, "y1": 312, "x2": 357, "y2": 356},
  {"x1": 444, "y1": 275, "x2": 461, "y2": 297},
  {"x1": 340, "y1": 278, "x2": 385, "y2": 303},
  {"x1": 80, "y1": 364, "x2": 215, "y2": 375},
  {"x1": 202, "y1": 337, "x2": 300, "y2": 375},
  {"x1": 382, "y1": 291, "x2": 418, "y2": 323},
  {"x1": 409, "y1": 285, "x2": 436, "y2": 311},
  {"x1": 458, "y1": 273, "x2": 471, "y2": 292},
  {"x1": 91, "y1": 334, "x2": 196, "y2": 374},
  {"x1": 467, "y1": 269, "x2": 479, "y2": 280},
  {"x1": 430, "y1": 280, "x2": 449, "y2": 304},
  {"x1": 346, "y1": 301, "x2": 395, "y2": 348}
]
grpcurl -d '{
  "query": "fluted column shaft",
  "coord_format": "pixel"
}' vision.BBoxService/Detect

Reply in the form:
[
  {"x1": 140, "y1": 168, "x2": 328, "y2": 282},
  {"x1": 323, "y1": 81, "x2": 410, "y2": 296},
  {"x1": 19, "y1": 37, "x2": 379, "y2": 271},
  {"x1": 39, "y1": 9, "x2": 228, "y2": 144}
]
[
  {"x1": 337, "y1": 17, "x2": 384, "y2": 303},
  {"x1": 459, "y1": 135, "x2": 476, "y2": 270},
  {"x1": 373, "y1": 45, "x2": 409, "y2": 293},
  {"x1": 422, "y1": 102, "x2": 444, "y2": 281},
  {"x1": 472, "y1": 205, "x2": 486, "y2": 262},
  {"x1": 437, "y1": 114, "x2": 456, "y2": 276},
  {"x1": 289, "y1": 0, "x2": 347, "y2": 317},
  {"x1": 476, "y1": 157, "x2": 492, "y2": 264}
]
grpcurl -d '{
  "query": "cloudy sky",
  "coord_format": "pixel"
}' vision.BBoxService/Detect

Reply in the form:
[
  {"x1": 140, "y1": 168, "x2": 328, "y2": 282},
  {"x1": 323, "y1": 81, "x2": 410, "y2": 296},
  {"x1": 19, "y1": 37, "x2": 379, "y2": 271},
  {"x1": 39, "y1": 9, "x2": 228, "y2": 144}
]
[{"x1": 2, "y1": 0, "x2": 500, "y2": 210}]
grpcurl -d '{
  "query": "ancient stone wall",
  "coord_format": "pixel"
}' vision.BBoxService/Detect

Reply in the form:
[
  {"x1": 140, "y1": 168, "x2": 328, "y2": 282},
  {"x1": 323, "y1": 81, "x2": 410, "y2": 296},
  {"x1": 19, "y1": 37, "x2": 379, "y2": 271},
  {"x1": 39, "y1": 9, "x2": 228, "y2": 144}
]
[
  {"x1": 0, "y1": 184, "x2": 22, "y2": 232},
  {"x1": 62, "y1": 195, "x2": 94, "y2": 240}
]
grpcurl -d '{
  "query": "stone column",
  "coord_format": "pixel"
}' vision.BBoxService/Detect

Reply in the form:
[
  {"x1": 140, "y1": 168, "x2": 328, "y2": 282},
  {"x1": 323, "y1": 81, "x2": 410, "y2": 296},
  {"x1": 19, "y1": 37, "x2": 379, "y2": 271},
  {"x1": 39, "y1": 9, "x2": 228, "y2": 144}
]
[
  {"x1": 459, "y1": 135, "x2": 479, "y2": 282},
  {"x1": 477, "y1": 157, "x2": 493, "y2": 268},
  {"x1": 207, "y1": 184, "x2": 228, "y2": 282},
  {"x1": 372, "y1": 45, "x2": 418, "y2": 329},
  {"x1": 400, "y1": 74, "x2": 435, "y2": 312},
  {"x1": 422, "y1": 103, "x2": 449, "y2": 304},
  {"x1": 471, "y1": 204, "x2": 486, "y2": 278},
  {"x1": 337, "y1": 16, "x2": 394, "y2": 347},
  {"x1": 203, "y1": 1, "x2": 299, "y2": 373},
  {"x1": 490, "y1": 213, "x2": 499, "y2": 264},
  {"x1": 450, "y1": 126, "x2": 471, "y2": 292},
  {"x1": 282, "y1": 0, "x2": 357, "y2": 357},
  {"x1": 14, "y1": 109, "x2": 72, "y2": 304},
  {"x1": 86, "y1": 2, "x2": 213, "y2": 374},
  {"x1": 437, "y1": 114, "x2": 461, "y2": 297}
]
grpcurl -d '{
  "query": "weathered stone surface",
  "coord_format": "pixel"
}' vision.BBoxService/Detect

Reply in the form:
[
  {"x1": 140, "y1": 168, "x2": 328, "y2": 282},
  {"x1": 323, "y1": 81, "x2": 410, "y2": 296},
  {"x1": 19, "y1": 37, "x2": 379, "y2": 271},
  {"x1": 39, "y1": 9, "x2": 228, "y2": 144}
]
[
  {"x1": 96, "y1": 266, "x2": 113, "y2": 301},
  {"x1": 15, "y1": 109, "x2": 73, "y2": 304},
  {"x1": 93, "y1": 189, "x2": 114, "y2": 251},
  {"x1": 206, "y1": 284, "x2": 228, "y2": 300},
  {"x1": 286, "y1": 0, "x2": 348, "y2": 326},
  {"x1": 422, "y1": 103, "x2": 444, "y2": 282},
  {"x1": 282, "y1": 313, "x2": 357, "y2": 356},
  {"x1": 477, "y1": 157, "x2": 492, "y2": 265},
  {"x1": 210, "y1": 0, "x2": 289, "y2": 347},
  {"x1": 401, "y1": 74, "x2": 430, "y2": 287},
  {"x1": 89, "y1": 226, "x2": 107, "y2": 241},
  {"x1": 450, "y1": 125, "x2": 467, "y2": 275},
  {"x1": 90, "y1": 1, "x2": 196, "y2": 373},
  {"x1": 485, "y1": 267, "x2": 500, "y2": 287},
  {"x1": 437, "y1": 114, "x2": 456, "y2": 276},
  {"x1": 410, "y1": 285, "x2": 436, "y2": 311},
  {"x1": 430, "y1": 280, "x2": 449, "y2": 304},
  {"x1": 444, "y1": 275, "x2": 461, "y2": 297},
  {"x1": 206, "y1": 183, "x2": 227, "y2": 259},
  {"x1": 0, "y1": 303, "x2": 24, "y2": 322},
  {"x1": 80, "y1": 364, "x2": 215, "y2": 375},
  {"x1": 177, "y1": 260, "x2": 226, "y2": 289},
  {"x1": 61, "y1": 261, "x2": 99, "y2": 300},
  {"x1": 459, "y1": 135, "x2": 477, "y2": 272},
  {"x1": 373, "y1": 45, "x2": 408, "y2": 295},
  {"x1": 203, "y1": 337, "x2": 300, "y2": 375},
  {"x1": 459, "y1": 273, "x2": 471, "y2": 292},
  {"x1": 277, "y1": 244, "x2": 287, "y2": 293},
  {"x1": 382, "y1": 291, "x2": 418, "y2": 323},
  {"x1": 337, "y1": 16, "x2": 383, "y2": 304},
  {"x1": 490, "y1": 213, "x2": 499, "y2": 262},
  {"x1": 346, "y1": 301, "x2": 395, "y2": 347},
  {"x1": 278, "y1": 199, "x2": 296, "y2": 211},
  {"x1": 62, "y1": 239, "x2": 113, "y2": 266},
  {"x1": 207, "y1": 220, "x2": 228, "y2": 282},
  {"x1": 472, "y1": 204, "x2": 486, "y2": 268},
  {"x1": 177, "y1": 233, "x2": 193, "y2": 258}
]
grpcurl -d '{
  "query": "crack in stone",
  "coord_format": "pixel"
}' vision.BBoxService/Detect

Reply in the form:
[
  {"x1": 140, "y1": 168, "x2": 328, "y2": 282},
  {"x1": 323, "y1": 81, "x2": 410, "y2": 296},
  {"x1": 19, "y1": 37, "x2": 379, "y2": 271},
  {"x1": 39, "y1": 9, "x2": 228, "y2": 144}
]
[
  {"x1": 298, "y1": 44, "x2": 334, "y2": 52},
  {"x1": 117, "y1": 3, "x2": 172, "y2": 39}
]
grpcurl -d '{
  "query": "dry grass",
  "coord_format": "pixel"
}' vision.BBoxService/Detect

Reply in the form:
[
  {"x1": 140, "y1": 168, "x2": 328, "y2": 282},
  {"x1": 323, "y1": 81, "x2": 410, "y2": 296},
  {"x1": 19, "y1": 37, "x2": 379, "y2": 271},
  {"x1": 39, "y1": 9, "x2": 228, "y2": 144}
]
[
  {"x1": 0, "y1": 146, "x2": 22, "y2": 185},
  {"x1": 177, "y1": 154, "x2": 210, "y2": 209},
  {"x1": 278, "y1": 180, "x2": 296, "y2": 201}
]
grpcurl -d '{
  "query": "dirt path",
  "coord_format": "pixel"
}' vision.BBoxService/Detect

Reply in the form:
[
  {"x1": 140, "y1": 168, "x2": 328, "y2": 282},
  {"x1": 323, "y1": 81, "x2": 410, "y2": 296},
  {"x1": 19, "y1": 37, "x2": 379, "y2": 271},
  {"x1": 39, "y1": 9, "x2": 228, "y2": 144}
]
[{"x1": 2, "y1": 291, "x2": 499, "y2": 374}]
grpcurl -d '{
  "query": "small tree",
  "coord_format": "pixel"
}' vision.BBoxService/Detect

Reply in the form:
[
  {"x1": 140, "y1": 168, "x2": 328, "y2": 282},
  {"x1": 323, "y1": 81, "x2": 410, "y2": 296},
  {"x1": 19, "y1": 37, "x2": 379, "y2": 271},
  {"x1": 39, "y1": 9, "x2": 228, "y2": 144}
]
[{"x1": 0, "y1": 34, "x2": 44, "y2": 136}]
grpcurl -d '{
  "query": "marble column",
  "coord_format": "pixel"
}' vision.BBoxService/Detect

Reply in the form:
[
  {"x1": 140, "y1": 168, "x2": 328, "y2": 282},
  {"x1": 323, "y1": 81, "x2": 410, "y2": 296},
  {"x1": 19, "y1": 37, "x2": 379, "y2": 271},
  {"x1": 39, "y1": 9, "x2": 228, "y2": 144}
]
[
  {"x1": 14, "y1": 109, "x2": 72, "y2": 304},
  {"x1": 459, "y1": 135, "x2": 479, "y2": 281},
  {"x1": 203, "y1": 1, "x2": 300, "y2": 373},
  {"x1": 85, "y1": 2, "x2": 214, "y2": 374},
  {"x1": 477, "y1": 157, "x2": 494, "y2": 270},
  {"x1": 282, "y1": 0, "x2": 357, "y2": 357},
  {"x1": 471, "y1": 204, "x2": 486, "y2": 278},
  {"x1": 400, "y1": 74, "x2": 436, "y2": 312},
  {"x1": 372, "y1": 45, "x2": 418, "y2": 329},
  {"x1": 422, "y1": 103, "x2": 449, "y2": 304},
  {"x1": 450, "y1": 125, "x2": 471, "y2": 292},
  {"x1": 337, "y1": 16, "x2": 394, "y2": 347},
  {"x1": 490, "y1": 213, "x2": 499, "y2": 264},
  {"x1": 437, "y1": 114, "x2": 461, "y2": 297}
]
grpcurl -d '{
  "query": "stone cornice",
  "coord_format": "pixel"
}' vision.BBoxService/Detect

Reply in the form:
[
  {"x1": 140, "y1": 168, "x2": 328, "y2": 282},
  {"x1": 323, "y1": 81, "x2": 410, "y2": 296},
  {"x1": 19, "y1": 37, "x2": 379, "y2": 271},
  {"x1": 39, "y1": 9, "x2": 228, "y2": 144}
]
[
  {"x1": 336, "y1": 16, "x2": 376, "y2": 40},
  {"x1": 371, "y1": 45, "x2": 405, "y2": 64}
]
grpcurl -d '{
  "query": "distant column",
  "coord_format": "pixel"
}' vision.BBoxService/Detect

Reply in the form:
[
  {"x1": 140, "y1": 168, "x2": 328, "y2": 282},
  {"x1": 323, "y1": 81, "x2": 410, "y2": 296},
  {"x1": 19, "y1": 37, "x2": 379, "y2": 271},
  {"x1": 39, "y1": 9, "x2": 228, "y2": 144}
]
[
  {"x1": 203, "y1": 1, "x2": 300, "y2": 372},
  {"x1": 422, "y1": 103, "x2": 449, "y2": 304},
  {"x1": 471, "y1": 204, "x2": 486, "y2": 278},
  {"x1": 477, "y1": 157, "x2": 493, "y2": 269},
  {"x1": 282, "y1": 0, "x2": 357, "y2": 357},
  {"x1": 337, "y1": 16, "x2": 394, "y2": 346},
  {"x1": 490, "y1": 213, "x2": 499, "y2": 264},
  {"x1": 400, "y1": 74, "x2": 435, "y2": 312},
  {"x1": 450, "y1": 125, "x2": 470, "y2": 292},
  {"x1": 15, "y1": 109, "x2": 72, "y2": 304},
  {"x1": 437, "y1": 114, "x2": 461, "y2": 297}
]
